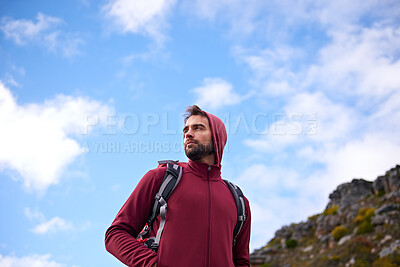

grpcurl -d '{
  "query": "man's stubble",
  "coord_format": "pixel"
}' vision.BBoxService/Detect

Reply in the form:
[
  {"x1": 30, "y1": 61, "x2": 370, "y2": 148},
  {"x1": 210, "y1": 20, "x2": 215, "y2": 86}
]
[{"x1": 184, "y1": 141, "x2": 215, "y2": 162}]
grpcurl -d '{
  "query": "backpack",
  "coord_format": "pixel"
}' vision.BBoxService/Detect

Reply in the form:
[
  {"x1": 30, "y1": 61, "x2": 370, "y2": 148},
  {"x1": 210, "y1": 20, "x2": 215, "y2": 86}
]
[{"x1": 136, "y1": 160, "x2": 247, "y2": 252}]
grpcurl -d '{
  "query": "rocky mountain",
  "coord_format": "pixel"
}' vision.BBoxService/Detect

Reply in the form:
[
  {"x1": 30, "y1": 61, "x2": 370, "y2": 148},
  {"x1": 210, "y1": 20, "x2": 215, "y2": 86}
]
[{"x1": 250, "y1": 165, "x2": 400, "y2": 267}]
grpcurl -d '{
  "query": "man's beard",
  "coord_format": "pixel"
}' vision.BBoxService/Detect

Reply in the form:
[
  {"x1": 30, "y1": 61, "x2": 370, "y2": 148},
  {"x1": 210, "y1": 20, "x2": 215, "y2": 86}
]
[{"x1": 184, "y1": 140, "x2": 215, "y2": 162}]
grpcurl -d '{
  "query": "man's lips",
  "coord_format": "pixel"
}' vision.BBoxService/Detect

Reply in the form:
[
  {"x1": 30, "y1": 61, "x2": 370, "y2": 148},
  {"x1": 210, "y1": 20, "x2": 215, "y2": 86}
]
[{"x1": 185, "y1": 140, "x2": 198, "y2": 146}]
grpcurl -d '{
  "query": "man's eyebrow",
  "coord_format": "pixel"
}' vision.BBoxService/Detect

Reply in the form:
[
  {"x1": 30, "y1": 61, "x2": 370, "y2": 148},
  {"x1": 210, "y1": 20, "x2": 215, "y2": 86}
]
[{"x1": 183, "y1": 123, "x2": 206, "y2": 132}]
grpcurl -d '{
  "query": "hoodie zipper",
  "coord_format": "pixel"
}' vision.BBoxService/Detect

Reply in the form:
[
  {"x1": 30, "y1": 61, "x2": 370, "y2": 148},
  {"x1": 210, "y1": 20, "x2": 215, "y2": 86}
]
[{"x1": 206, "y1": 166, "x2": 211, "y2": 267}]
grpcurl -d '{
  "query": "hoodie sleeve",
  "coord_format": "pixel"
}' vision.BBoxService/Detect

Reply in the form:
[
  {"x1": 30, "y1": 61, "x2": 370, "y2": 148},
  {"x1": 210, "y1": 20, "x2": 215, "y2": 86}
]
[
  {"x1": 232, "y1": 197, "x2": 251, "y2": 267},
  {"x1": 105, "y1": 168, "x2": 165, "y2": 267}
]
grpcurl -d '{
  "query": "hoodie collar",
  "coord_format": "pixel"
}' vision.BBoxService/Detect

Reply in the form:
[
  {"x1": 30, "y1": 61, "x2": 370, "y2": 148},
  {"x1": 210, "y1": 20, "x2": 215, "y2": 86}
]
[{"x1": 187, "y1": 160, "x2": 221, "y2": 181}]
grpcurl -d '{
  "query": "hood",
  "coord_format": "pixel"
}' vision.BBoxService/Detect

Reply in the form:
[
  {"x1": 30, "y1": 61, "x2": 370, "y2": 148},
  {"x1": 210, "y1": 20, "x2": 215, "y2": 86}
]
[{"x1": 204, "y1": 111, "x2": 227, "y2": 167}]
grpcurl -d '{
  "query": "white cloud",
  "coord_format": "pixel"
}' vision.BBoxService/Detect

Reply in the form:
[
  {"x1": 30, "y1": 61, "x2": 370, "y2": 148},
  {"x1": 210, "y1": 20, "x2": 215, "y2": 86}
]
[
  {"x1": 232, "y1": 45, "x2": 304, "y2": 97},
  {"x1": 370, "y1": 90, "x2": 400, "y2": 135},
  {"x1": 241, "y1": 7, "x2": 400, "y2": 169},
  {"x1": 0, "y1": 254, "x2": 66, "y2": 267},
  {"x1": 102, "y1": 0, "x2": 176, "y2": 46},
  {"x1": 192, "y1": 78, "x2": 250, "y2": 110},
  {"x1": 244, "y1": 91, "x2": 355, "y2": 152},
  {"x1": 0, "y1": 13, "x2": 61, "y2": 45},
  {"x1": 0, "y1": 13, "x2": 84, "y2": 57},
  {"x1": 316, "y1": 134, "x2": 400, "y2": 187},
  {"x1": 186, "y1": 0, "x2": 264, "y2": 37},
  {"x1": 306, "y1": 25, "x2": 400, "y2": 98},
  {"x1": 236, "y1": 164, "x2": 300, "y2": 197},
  {"x1": 32, "y1": 217, "x2": 73, "y2": 235},
  {"x1": 0, "y1": 82, "x2": 113, "y2": 193},
  {"x1": 78, "y1": 0, "x2": 91, "y2": 8},
  {"x1": 229, "y1": 1, "x2": 400, "y2": 99},
  {"x1": 245, "y1": 90, "x2": 400, "y2": 184},
  {"x1": 234, "y1": 45, "x2": 299, "y2": 75},
  {"x1": 285, "y1": 92, "x2": 356, "y2": 143},
  {"x1": 186, "y1": 0, "x2": 399, "y2": 45},
  {"x1": 302, "y1": 0, "x2": 399, "y2": 31},
  {"x1": 2, "y1": 74, "x2": 20, "y2": 88},
  {"x1": 24, "y1": 208, "x2": 46, "y2": 222},
  {"x1": 244, "y1": 133, "x2": 299, "y2": 153},
  {"x1": 24, "y1": 208, "x2": 78, "y2": 235}
]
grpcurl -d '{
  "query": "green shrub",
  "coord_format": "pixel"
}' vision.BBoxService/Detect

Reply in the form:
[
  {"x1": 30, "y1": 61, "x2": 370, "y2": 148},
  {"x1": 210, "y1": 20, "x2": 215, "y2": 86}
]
[
  {"x1": 308, "y1": 214, "x2": 320, "y2": 221},
  {"x1": 285, "y1": 239, "x2": 298, "y2": 249},
  {"x1": 372, "y1": 255, "x2": 398, "y2": 267},
  {"x1": 332, "y1": 225, "x2": 350, "y2": 241},
  {"x1": 354, "y1": 259, "x2": 370, "y2": 267},
  {"x1": 375, "y1": 232, "x2": 384, "y2": 240},
  {"x1": 323, "y1": 205, "x2": 338, "y2": 215},
  {"x1": 330, "y1": 255, "x2": 341, "y2": 262},
  {"x1": 354, "y1": 207, "x2": 376, "y2": 224},
  {"x1": 377, "y1": 190, "x2": 385, "y2": 197},
  {"x1": 265, "y1": 237, "x2": 281, "y2": 248},
  {"x1": 318, "y1": 255, "x2": 341, "y2": 266},
  {"x1": 354, "y1": 207, "x2": 376, "y2": 235},
  {"x1": 356, "y1": 220, "x2": 374, "y2": 235}
]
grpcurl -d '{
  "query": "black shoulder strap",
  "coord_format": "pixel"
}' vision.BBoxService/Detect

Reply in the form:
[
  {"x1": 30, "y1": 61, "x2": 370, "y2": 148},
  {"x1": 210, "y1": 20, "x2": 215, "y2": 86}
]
[
  {"x1": 147, "y1": 161, "x2": 182, "y2": 225},
  {"x1": 223, "y1": 179, "x2": 247, "y2": 247},
  {"x1": 137, "y1": 160, "x2": 182, "y2": 251}
]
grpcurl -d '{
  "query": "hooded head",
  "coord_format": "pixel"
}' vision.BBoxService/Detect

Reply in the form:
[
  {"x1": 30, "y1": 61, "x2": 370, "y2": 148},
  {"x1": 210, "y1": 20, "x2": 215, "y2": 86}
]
[{"x1": 183, "y1": 105, "x2": 227, "y2": 167}]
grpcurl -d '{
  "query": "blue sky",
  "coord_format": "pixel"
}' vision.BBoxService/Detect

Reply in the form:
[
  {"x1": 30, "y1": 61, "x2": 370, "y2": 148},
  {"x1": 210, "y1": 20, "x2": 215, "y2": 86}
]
[{"x1": 1, "y1": 0, "x2": 400, "y2": 266}]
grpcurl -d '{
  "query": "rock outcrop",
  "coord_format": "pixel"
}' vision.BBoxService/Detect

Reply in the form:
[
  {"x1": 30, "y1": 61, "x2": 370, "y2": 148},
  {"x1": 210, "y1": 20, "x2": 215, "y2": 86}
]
[{"x1": 250, "y1": 165, "x2": 400, "y2": 267}]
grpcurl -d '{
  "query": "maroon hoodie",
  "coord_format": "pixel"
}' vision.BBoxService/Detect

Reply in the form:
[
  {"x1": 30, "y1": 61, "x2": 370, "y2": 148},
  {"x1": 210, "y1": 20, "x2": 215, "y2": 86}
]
[{"x1": 105, "y1": 112, "x2": 251, "y2": 267}]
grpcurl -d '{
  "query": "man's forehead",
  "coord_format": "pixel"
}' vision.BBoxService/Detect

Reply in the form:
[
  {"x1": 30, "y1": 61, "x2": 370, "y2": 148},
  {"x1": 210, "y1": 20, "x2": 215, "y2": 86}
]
[{"x1": 184, "y1": 115, "x2": 210, "y2": 127}]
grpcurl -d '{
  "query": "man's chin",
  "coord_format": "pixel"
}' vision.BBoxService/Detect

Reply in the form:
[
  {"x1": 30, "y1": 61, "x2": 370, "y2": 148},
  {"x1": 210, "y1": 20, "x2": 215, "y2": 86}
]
[
  {"x1": 185, "y1": 149, "x2": 201, "y2": 161},
  {"x1": 184, "y1": 148, "x2": 195, "y2": 157}
]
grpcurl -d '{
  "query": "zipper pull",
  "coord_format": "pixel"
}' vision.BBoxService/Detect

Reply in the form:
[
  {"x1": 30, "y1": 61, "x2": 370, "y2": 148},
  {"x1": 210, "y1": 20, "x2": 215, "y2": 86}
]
[{"x1": 208, "y1": 166, "x2": 211, "y2": 171}]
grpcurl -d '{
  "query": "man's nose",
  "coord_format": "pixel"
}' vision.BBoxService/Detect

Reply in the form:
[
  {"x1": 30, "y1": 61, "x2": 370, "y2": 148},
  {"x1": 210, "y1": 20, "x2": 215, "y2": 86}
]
[{"x1": 185, "y1": 128, "x2": 194, "y2": 139}]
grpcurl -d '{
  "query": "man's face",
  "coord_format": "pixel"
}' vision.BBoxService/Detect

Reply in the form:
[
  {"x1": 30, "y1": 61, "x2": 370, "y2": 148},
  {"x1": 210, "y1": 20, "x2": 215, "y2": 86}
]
[{"x1": 183, "y1": 115, "x2": 214, "y2": 162}]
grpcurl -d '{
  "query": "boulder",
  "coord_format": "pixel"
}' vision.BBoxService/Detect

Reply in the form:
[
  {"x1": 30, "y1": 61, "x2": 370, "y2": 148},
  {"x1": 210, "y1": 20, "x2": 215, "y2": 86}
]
[
  {"x1": 379, "y1": 240, "x2": 400, "y2": 257},
  {"x1": 328, "y1": 179, "x2": 373, "y2": 212},
  {"x1": 376, "y1": 203, "x2": 400, "y2": 215}
]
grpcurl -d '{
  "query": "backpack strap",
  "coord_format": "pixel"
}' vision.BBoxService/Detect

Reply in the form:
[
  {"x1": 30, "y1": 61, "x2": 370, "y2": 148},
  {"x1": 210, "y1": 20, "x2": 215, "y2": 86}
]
[
  {"x1": 137, "y1": 161, "x2": 182, "y2": 251},
  {"x1": 157, "y1": 160, "x2": 179, "y2": 165},
  {"x1": 223, "y1": 179, "x2": 247, "y2": 247}
]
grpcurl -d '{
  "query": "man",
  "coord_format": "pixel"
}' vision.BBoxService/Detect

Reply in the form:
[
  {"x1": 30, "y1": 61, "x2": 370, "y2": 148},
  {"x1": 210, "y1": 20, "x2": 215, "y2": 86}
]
[{"x1": 105, "y1": 105, "x2": 251, "y2": 267}]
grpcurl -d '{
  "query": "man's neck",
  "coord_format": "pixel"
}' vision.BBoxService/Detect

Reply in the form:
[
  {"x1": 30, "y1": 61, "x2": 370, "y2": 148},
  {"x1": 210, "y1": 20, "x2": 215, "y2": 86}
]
[{"x1": 197, "y1": 154, "x2": 215, "y2": 166}]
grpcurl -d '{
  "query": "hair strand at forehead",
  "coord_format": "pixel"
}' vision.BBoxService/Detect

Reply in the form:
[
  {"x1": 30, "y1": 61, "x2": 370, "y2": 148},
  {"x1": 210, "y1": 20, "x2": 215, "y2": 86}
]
[{"x1": 184, "y1": 105, "x2": 207, "y2": 123}]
